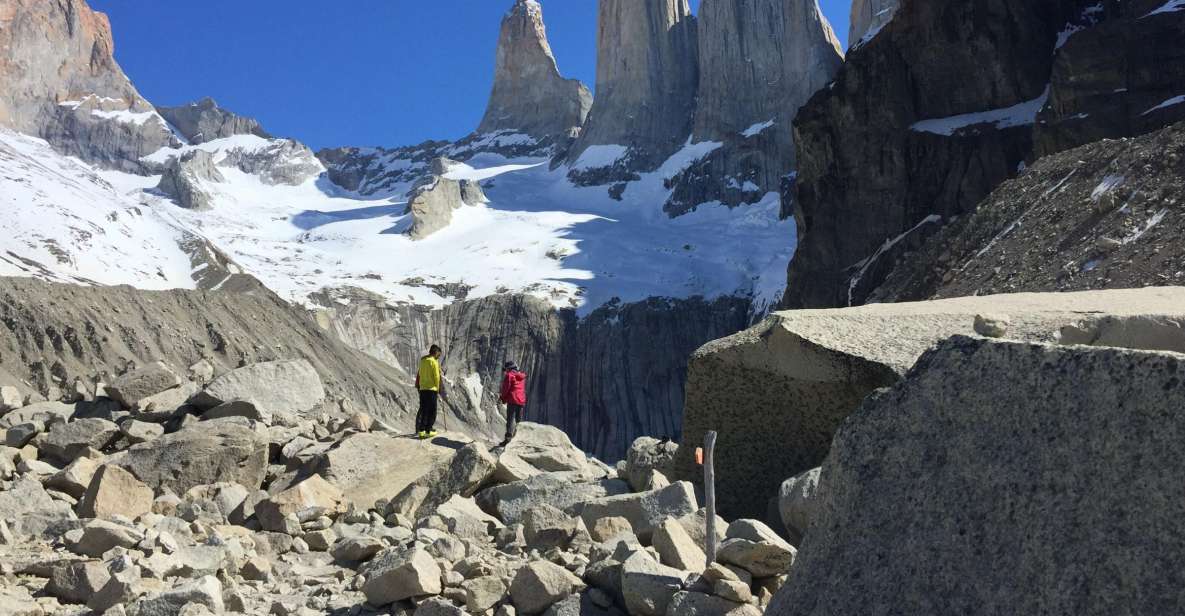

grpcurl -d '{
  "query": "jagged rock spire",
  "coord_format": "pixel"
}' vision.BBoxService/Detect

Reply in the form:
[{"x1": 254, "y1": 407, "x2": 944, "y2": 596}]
[
  {"x1": 477, "y1": 0, "x2": 592, "y2": 140},
  {"x1": 567, "y1": 0, "x2": 700, "y2": 171},
  {"x1": 694, "y1": 0, "x2": 843, "y2": 145}
]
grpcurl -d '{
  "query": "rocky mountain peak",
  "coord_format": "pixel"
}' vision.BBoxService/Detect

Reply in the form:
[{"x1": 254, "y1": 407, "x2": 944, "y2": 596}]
[
  {"x1": 156, "y1": 97, "x2": 273, "y2": 145},
  {"x1": 0, "y1": 0, "x2": 176, "y2": 171},
  {"x1": 566, "y1": 0, "x2": 699, "y2": 174},
  {"x1": 476, "y1": 0, "x2": 592, "y2": 141},
  {"x1": 663, "y1": 0, "x2": 844, "y2": 216}
]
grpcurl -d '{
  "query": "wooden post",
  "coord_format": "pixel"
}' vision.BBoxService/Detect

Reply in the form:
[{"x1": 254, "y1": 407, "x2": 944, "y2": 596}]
[{"x1": 704, "y1": 430, "x2": 718, "y2": 565}]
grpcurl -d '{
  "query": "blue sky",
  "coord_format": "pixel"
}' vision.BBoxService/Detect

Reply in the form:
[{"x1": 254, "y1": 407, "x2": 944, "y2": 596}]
[{"x1": 90, "y1": 1, "x2": 850, "y2": 151}]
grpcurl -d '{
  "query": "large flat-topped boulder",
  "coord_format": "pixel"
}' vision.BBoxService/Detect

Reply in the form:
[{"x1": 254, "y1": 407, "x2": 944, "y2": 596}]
[
  {"x1": 769, "y1": 336, "x2": 1185, "y2": 615},
  {"x1": 676, "y1": 287, "x2": 1185, "y2": 520},
  {"x1": 315, "y1": 432, "x2": 465, "y2": 509}
]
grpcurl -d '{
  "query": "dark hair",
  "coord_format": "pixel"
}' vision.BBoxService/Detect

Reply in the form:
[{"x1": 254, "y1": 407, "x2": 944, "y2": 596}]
[{"x1": 429, "y1": 344, "x2": 442, "y2": 355}]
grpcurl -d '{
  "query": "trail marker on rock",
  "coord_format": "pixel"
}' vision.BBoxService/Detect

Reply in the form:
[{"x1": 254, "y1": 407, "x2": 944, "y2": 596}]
[{"x1": 704, "y1": 431, "x2": 718, "y2": 564}]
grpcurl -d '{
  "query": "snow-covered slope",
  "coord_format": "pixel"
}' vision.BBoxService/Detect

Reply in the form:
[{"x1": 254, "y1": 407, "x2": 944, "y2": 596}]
[
  {"x1": 0, "y1": 129, "x2": 196, "y2": 288},
  {"x1": 3, "y1": 125, "x2": 794, "y2": 316}
]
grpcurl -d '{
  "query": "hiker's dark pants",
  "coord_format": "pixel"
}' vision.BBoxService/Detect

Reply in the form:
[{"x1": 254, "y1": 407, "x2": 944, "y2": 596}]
[
  {"x1": 416, "y1": 390, "x2": 439, "y2": 433},
  {"x1": 505, "y1": 404, "x2": 525, "y2": 439}
]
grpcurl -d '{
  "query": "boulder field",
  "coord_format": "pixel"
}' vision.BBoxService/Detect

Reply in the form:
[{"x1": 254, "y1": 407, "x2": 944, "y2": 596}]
[{"x1": 0, "y1": 355, "x2": 791, "y2": 616}]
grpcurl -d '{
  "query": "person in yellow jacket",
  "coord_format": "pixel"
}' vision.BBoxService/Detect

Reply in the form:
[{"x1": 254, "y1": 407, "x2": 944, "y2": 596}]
[{"x1": 415, "y1": 344, "x2": 444, "y2": 439}]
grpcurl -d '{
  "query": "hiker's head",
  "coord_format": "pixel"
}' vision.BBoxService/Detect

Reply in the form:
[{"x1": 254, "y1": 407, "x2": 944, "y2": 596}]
[
  {"x1": 503, "y1": 360, "x2": 519, "y2": 372},
  {"x1": 429, "y1": 344, "x2": 442, "y2": 358}
]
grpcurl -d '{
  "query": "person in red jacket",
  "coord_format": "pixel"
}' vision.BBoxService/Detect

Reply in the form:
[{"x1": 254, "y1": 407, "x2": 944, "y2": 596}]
[{"x1": 499, "y1": 360, "x2": 527, "y2": 445}]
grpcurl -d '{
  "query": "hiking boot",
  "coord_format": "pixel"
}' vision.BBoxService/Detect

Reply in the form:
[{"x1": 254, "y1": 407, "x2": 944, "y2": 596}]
[
  {"x1": 417, "y1": 431, "x2": 428, "y2": 440},
  {"x1": 427, "y1": 430, "x2": 439, "y2": 438}
]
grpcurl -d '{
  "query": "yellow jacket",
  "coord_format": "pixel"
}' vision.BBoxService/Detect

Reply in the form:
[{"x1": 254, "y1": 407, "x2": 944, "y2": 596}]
[{"x1": 417, "y1": 356, "x2": 442, "y2": 392}]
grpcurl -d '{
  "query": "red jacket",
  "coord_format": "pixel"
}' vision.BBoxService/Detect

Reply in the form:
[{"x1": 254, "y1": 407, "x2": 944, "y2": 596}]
[{"x1": 500, "y1": 370, "x2": 527, "y2": 406}]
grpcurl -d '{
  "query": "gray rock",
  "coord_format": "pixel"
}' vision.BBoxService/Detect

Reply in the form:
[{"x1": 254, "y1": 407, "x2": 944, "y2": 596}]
[
  {"x1": 317, "y1": 431, "x2": 458, "y2": 509},
  {"x1": 106, "y1": 363, "x2": 183, "y2": 410},
  {"x1": 624, "y1": 437, "x2": 678, "y2": 492},
  {"x1": 38, "y1": 418, "x2": 120, "y2": 461},
  {"x1": 579, "y1": 482, "x2": 698, "y2": 543},
  {"x1": 510, "y1": 560, "x2": 586, "y2": 614},
  {"x1": 70, "y1": 519, "x2": 144, "y2": 557},
  {"x1": 217, "y1": 137, "x2": 323, "y2": 186},
  {"x1": 120, "y1": 419, "x2": 165, "y2": 445},
  {"x1": 390, "y1": 441, "x2": 496, "y2": 520},
  {"x1": 117, "y1": 422, "x2": 269, "y2": 494},
  {"x1": 567, "y1": 0, "x2": 698, "y2": 174},
  {"x1": 88, "y1": 563, "x2": 144, "y2": 613},
  {"x1": 666, "y1": 591, "x2": 761, "y2": 616},
  {"x1": 47, "y1": 560, "x2": 111, "y2": 605},
  {"x1": 497, "y1": 422, "x2": 603, "y2": 482},
  {"x1": 0, "y1": 401, "x2": 73, "y2": 430},
  {"x1": 769, "y1": 336, "x2": 1185, "y2": 615},
  {"x1": 0, "y1": 385, "x2": 23, "y2": 413},
  {"x1": 6, "y1": 421, "x2": 42, "y2": 448},
  {"x1": 652, "y1": 518, "x2": 706, "y2": 571},
  {"x1": 974, "y1": 314, "x2": 1011, "y2": 338},
  {"x1": 256, "y1": 474, "x2": 346, "y2": 533},
  {"x1": 0, "y1": 476, "x2": 77, "y2": 538},
  {"x1": 361, "y1": 546, "x2": 443, "y2": 605},
  {"x1": 778, "y1": 467, "x2": 820, "y2": 544},
  {"x1": 416, "y1": 597, "x2": 466, "y2": 616},
  {"x1": 543, "y1": 593, "x2": 626, "y2": 616},
  {"x1": 154, "y1": 150, "x2": 224, "y2": 212},
  {"x1": 332, "y1": 536, "x2": 384, "y2": 563},
  {"x1": 677, "y1": 288, "x2": 1185, "y2": 520},
  {"x1": 78, "y1": 465, "x2": 154, "y2": 520},
  {"x1": 181, "y1": 482, "x2": 250, "y2": 524},
  {"x1": 485, "y1": 473, "x2": 630, "y2": 526},
  {"x1": 588, "y1": 516, "x2": 634, "y2": 543},
  {"x1": 405, "y1": 168, "x2": 477, "y2": 240},
  {"x1": 477, "y1": 0, "x2": 592, "y2": 141},
  {"x1": 156, "y1": 97, "x2": 272, "y2": 145},
  {"x1": 201, "y1": 399, "x2": 267, "y2": 423},
  {"x1": 675, "y1": 509, "x2": 728, "y2": 554},
  {"x1": 130, "y1": 575, "x2": 223, "y2": 616},
  {"x1": 717, "y1": 520, "x2": 796, "y2": 577},
  {"x1": 189, "y1": 359, "x2": 325, "y2": 418},
  {"x1": 523, "y1": 504, "x2": 581, "y2": 552},
  {"x1": 465, "y1": 575, "x2": 509, "y2": 613},
  {"x1": 621, "y1": 551, "x2": 685, "y2": 616}
]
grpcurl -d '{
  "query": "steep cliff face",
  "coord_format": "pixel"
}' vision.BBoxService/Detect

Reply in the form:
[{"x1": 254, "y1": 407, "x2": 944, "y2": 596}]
[
  {"x1": 477, "y1": 0, "x2": 592, "y2": 142},
  {"x1": 156, "y1": 97, "x2": 273, "y2": 145},
  {"x1": 0, "y1": 0, "x2": 176, "y2": 171},
  {"x1": 1035, "y1": 0, "x2": 1185, "y2": 155},
  {"x1": 566, "y1": 0, "x2": 699, "y2": 177},
  {"x1": 783, "y1": 0, "x2": 1111, "y2": 309},
  {"x1": 316, "y1": 291, "x2": 751, "y2": 461},
  {"x1": 666, "y1": 0, "x2": 843, "y2": 216},
  {"x1": 848, "y1": 0, "x2": 898, "y2": 45}
]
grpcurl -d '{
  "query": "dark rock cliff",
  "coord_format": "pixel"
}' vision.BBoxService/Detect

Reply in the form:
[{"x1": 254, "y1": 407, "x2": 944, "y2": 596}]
[
  {"x1": 316, "y1": 291, "x2": 752, "y2": 462},
  {"x1": 782, "y1": 0, "x2": 1185, "y2": 309}
]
